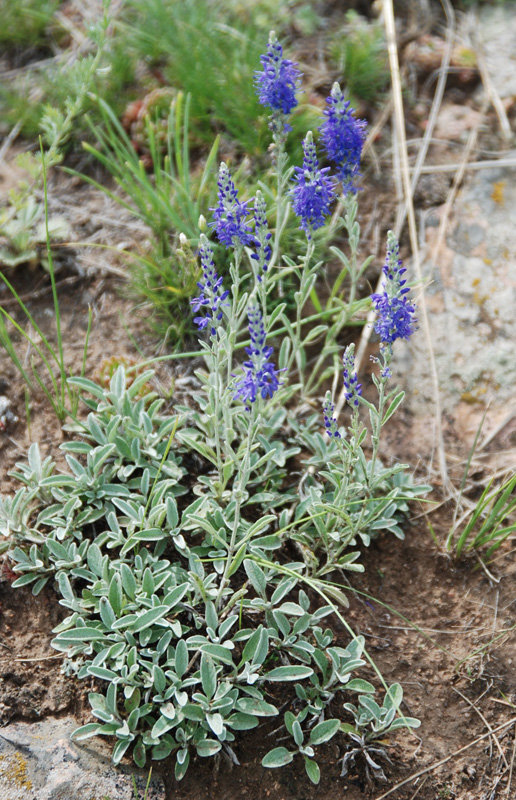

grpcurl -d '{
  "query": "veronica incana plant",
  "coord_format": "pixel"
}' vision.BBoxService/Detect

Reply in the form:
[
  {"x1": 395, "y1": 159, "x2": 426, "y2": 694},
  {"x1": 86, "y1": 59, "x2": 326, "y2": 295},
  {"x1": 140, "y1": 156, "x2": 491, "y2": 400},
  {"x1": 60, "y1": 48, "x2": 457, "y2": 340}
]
[{"x1": 1, "y1": 33, "x2": 427, "y2": 786}]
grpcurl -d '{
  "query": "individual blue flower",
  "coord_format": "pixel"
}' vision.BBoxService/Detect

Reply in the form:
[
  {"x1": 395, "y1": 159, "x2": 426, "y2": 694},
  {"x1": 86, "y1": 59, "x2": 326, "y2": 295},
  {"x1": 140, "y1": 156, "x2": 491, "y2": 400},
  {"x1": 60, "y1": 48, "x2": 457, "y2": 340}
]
[
  {"x1": 323, "y1": 392, "x2": 341, "y2": 438},
  {"x1": 371, "y1": 232, "x2": 417, "y2": 345},
  {"x1": 254, "y1": 31, "x2": 302, "y2": 136},
  {"x1": 191, "y1": 234, "x2": 229, "y2": 336},
  {"x1": 251, "y1": 190, "x2": 272, "y2": 282},
  {"x1": 233, "y1": 304, "x2": 282, "y2": 407},
  {"x1": 343, "y1": 344, "x2": 362, "y2": 408},
  {"x1": 290, "y1": 131, "x2": 336, "y2": 239},
  {"x1": 210, "y1": 163, "x2": 254, "y2": 249},
  {"x1": 319, "y1": 82, "x2": 367, "y2": 194}
]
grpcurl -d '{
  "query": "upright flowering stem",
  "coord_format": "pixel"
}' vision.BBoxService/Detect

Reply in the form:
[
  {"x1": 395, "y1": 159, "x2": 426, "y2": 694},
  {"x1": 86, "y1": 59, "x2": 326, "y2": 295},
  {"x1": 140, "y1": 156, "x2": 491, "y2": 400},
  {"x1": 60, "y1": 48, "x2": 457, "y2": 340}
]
[
  {"x1": 251, "y1": 190, "x2": 272, "y2": 323},
  {"x1": 210, "y1": 162, "x2": 253, "y2": 385},
  {"x1": 215, "y1": 403, "x2": 258, "y2": 611},
  {"x1": 286, "y1": 132, "x2": 335, "y2": 388},
  {"x1": 255, "y1": 32, "x2": 302, "y2": 289},
  {"x1": 318, "y1": 357, "x2": 367, "y2": 573},
  {"x1": 368, "y1": 232, "x2": 417, "y2": 487},
  {"x1": 217, "y1": 303, "x2": 281, "y2": 609},
  {"x1": 304, "y1": 91, "x2": 367, "y2": 396},
  {"x1": 190, "y1": 234, "x2": 230, "y2": 486}
]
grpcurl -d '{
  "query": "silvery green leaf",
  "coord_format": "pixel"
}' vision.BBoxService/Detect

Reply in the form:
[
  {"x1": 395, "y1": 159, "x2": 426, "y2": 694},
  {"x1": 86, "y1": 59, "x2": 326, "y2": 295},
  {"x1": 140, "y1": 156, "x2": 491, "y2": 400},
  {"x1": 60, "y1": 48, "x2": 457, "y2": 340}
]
[
  {"x1": 153, "y1": 665, "x2": 166, "y2": 694},
  {"x1": 292, "y1": 720, "x2": 303, "y2": 747},
  {"x1": 53, "y1": 627, "x2": 107, "y2": 642},
  {"x1": 166, "y1": 496, "x2": 179, "y2": 528},
  {"x1": 218, "y1": 615, "x2": 238, "y2": 641},
  {"x1": 346, "y1": 679, "x2": 376, "y2": 694},
  {"x1": 57, "y1": 572, "x2": 75, "y2": 603},
  {"x1": 119, "y1": 563, "x2": 136, "y2": 599},
  {"x1": 207, "y1": 712, "x2": 224, "y2": 736},
  {"x1": 359, "y1": 695, "x2": 383, "y2": 721},
  {"x1": 271, "y1": 577, "x2": 298, "y2": 605},
  {"x1": 309, "y1": 719, "x2": 340, "y2": 745},
  {"x1": 151, "y1": 715, "x2": 176, "y2": 739},
  {"x1": 277, "y1": 602, "x2": 305, "y2": 616},
  {"x1": 175, "y1": 639, "x2": 188, "y2": 678},
  {"x1": 264, "y1": 666, "x2": 313, "y2": 682},
  {"x1": 87, "y1": 666, "x2": 118, "y2": 681},
  {"x1": 196, "y1": 739, "x2": 221, "y2": 757},
  {"x1": 262, "y1": 747, "x2": 293, "y2": 768},
  {"x1": 236, "y1": 697, "x2": 277, "y2": 717},
  {"x1": 132, "y1": 605, "x2": 170, "y2": 633},
  {"x1": 227, "y1": 712, "x2": 258, "y2": 730},
  {"x1": 182, "y1": 704, "x2": 204, "y2": 721},
  {"x1": 243, "y1": 559, "x2": 266, "y2": 597},
  {"x1": 99, "y1": 597, "x2": 116, "y2": 629},
  {"x1": 384, "y1": 683, "x2": 403, "y2": 710},
  {"x1": 163, "y1": 582, "x2": 188, "y2": 609},
  {"x1": 304, "y1": 757, "x2": 320, "y2": 785},
  {"x1": 108, "y1": 573, "x2": 123, "y2": 616},
  {"x1": 252, "y1": 627, "x2": 269, "y2": 667},
  {"x1": 383, "y1": 716, "x2": 421, "y2": 731},
  {"x1": 200, "y1": 654, "x2": 216, "y2": 701},
  {"x1": 201, "y1": 644, "x2": 234, "y2": 665},
  {"x1": 71, "y1": 723, "x2": 103, "y2": 741},
  {"x1": 105, "y1": 682, "x2": 118, "y2": 716},
  {"x1": 133, "y1": 739, "x2": 146, "y2": 769},
  {"x1": 250, "y1": 534, "x2": 281, "y2": 550},
  {"x1": 205, "y1": 600, "x2": 218, "y2": 631},
  {"x1": 27, "y1": 443, "x2": 41, "y2": 477}
]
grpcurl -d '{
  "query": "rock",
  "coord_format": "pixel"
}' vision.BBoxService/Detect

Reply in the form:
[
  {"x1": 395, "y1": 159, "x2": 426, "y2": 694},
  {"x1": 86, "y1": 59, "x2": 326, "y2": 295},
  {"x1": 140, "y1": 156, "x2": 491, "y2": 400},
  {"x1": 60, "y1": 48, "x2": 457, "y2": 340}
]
[
  {"x1": 395, "y1": 155, "x2": 516, "y2": 440},
  {"x1": 0, "y1": 717, "x2": 165, "y2": 800},
  {"x1": 433, "y1": 103, "x2": 484, "y2": 142},
  {"x1": 479, "y1": 2, "x2": 516, "y2": 100}
]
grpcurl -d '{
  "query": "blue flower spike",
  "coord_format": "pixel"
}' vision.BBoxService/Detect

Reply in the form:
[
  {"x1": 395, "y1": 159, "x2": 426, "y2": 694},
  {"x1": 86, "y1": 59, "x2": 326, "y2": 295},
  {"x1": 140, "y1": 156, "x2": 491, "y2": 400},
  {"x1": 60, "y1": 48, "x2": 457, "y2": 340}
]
[
  {"x1": 371, "y1": 232, "x2": 417, "y2": 345},
  {"x1": 319, "y1": 82, "x2": 367, "y2": 194},
  {"x1": 290, "y1": 131, "x2": 336, "y2": 240},
  {"x1": 323, "y1": 392, "x2": 341, "y2": 438},
  {"x1": 210, "y1": 163, "x2": 254, "y2": 249},
  {"x1": 254, "y1": 31, "x2": 302, "y2": 138},
  {"x1": 233, "y1": 304, "x2": 282, "y2": 408},
  {"x1": 342, "y1": 344, "x2": 362, "y2": 409},
  {"x1": 191, "y1": 234, "x2": 229, "y2": 336}
]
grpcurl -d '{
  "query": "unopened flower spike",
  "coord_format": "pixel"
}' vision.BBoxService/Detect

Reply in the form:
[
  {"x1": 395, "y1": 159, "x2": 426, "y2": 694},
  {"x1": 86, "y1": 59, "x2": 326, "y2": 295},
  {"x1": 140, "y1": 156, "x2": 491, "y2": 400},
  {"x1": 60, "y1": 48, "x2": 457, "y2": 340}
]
[
  {"x1": 319, "y1": 82, "x2": 367, "y2": 194},
  {"x1": 290, "y1": 131, "x2": 336, "y2": 240},
  {"x1": 251, "y1": 190, "x2": 272, "y2": 282},
  {"x1": 191, "y1": 234, "x2": 229, "y2": 336},
  {"x1": 323, "y1": 392, "x2": 341, "y2": 438},
  {"x1": 254, "y1": 31, "x2": 302, "y2": 138},
  {"x1": 210, "y1": 163, "x2": 254, "y2": 249},
  {"x1": 342, "y1": 344, "x2": 362, "y2": 408},
  {"x1": 233, "y1": 304, "x2": 282, "y2": 408},
  {"x1": 371, "y1": 231, "x2": 417, "y2": 345}
]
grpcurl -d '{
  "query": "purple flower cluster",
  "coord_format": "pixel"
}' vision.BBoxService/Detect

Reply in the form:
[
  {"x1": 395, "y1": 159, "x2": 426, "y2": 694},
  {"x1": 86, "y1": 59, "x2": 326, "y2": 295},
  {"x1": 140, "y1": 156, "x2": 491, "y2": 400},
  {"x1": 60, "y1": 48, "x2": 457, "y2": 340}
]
[
  {"x1": 233, "y1": 305, "x2": 282, "y2": 407},
  {"x1": 254, "y1": 31, "x2": 302, "y2": 135},
  {"x1": 210, "y1": 163, "x2": 254, "y2": 249},
  {"x1": 323, "y1": 393, "x2": 341, "y2": 438},
  {"x1": 319, "y1": 82, "x2": 367, "y2": 194},
  {"x1": 371, "y1": 232, "x2": 417, "y2": 345},
  {"x1": 191, "y1": 235, "x2": 229, "y2": 336},
  {"x1": 342, "y1": 344, "x2": 362, "y2": 408},
  {"x1": 290, "y1": 132, "x2": 336, "y2": 239},
  {"x1": 251, "y1": 191, "x2": 272, "y2": 282}
]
